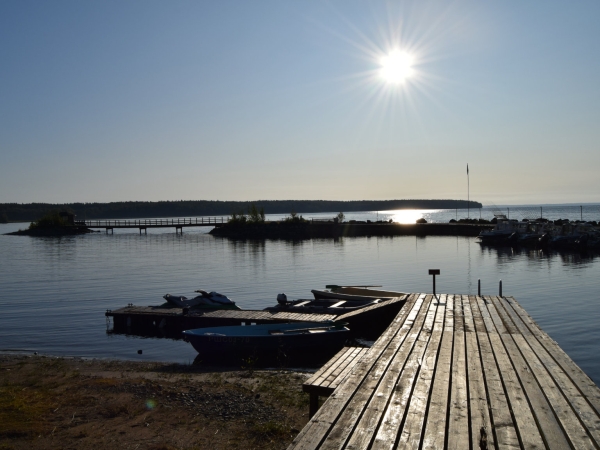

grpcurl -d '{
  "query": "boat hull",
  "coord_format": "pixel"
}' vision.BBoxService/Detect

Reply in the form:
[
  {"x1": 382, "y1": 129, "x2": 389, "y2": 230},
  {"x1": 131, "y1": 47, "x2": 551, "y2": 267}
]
[
  {"x1": 311, "y1": 289, "x2": 394, "y2": 301},
  {"x1": 182, "y1": 322, "x2": 350, "y2": 362}
]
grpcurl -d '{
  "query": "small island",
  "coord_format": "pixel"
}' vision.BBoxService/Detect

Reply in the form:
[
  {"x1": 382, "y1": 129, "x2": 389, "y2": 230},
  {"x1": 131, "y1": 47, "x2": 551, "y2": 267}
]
[
  {"x1": 209, "y1": 209, "x2": 492, "y2": 239},
  {"x1": 5, "y1": 211, "x2": 95, "y2": 236}
]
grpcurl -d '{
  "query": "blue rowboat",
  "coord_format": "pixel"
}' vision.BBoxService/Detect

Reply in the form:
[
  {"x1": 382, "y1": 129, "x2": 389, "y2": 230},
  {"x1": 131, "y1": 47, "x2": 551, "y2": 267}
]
[{"x1": 182, "y1": 321, "x2": 350, "y2": 359}]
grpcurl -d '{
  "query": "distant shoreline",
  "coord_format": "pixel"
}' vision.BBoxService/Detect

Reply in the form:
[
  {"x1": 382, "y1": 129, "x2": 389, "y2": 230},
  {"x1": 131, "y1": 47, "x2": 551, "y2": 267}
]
[{"x1": 0, "y1": 199, "x2": 481, "y2": 223}]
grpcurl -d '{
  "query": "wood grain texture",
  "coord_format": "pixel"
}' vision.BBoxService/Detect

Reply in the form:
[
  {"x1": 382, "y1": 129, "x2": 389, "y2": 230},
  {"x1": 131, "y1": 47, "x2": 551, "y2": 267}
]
[{"x1": 289, "y1": 293, "x2": 600, "y2": 450}]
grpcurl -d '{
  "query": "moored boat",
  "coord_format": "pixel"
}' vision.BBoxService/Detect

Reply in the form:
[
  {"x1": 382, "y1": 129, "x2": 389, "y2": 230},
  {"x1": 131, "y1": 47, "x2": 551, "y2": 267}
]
[
  {"x1": 312, "y1": 285, "x2": 405, "y2": 300},
  {"x1": 265, "y1": 296, "x2": 383, "y2": 313},
  {"x1": 182, "y1": 321, "x2": 350, "y2": 359},
  {"x1": 478, "y1": 216, "x2": 521, "y2": 243},
  {"x1": 266, "y1": 286, "x2": 404, "y2": 314}
]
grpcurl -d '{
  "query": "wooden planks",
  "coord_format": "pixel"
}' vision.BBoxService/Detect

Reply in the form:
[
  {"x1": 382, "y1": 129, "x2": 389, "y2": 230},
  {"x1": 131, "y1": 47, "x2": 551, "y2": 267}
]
[
  {"x1": 108, "y1": 306, "x2": 337, "y2": 323},
  {"x1": 289, "y1": 293, "x2": 600, "y2": 449},
  {"x1": 303, "y1": 346, "x2": 371, "y2": 417}
]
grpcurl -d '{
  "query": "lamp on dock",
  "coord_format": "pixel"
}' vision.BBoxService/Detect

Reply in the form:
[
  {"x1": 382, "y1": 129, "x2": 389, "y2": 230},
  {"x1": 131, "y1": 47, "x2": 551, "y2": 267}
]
[{"x1": 428, "y1": 269, "x2": 440, "y2": 296}]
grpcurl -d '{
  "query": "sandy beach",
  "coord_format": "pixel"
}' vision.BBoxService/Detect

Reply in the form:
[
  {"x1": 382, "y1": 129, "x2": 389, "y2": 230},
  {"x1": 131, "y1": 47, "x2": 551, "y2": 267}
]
[{"x1": 0, "y1": 354, "x2": 311, "y2": 449}]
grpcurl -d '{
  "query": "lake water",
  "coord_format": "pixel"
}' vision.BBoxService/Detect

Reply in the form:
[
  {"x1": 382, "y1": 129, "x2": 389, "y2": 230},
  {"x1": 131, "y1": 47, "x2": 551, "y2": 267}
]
[{"x1": 1, "y1": 205, "x2": 600, "y2": 382}]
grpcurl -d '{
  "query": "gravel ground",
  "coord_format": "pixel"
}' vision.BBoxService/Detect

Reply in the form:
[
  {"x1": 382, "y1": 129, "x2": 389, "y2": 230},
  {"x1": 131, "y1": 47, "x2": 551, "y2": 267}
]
[{"x1": 0, "y1": 354, "x2": 312, "y2": 450}]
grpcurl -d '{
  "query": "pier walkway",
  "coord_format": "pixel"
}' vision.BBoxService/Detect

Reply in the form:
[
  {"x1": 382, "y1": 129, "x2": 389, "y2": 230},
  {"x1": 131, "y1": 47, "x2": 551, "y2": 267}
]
[
  {"x1": 289, "y1": 294, "x2": 600, "y2": 449},
  {"x1": 77, "y1": 217, "x2": 224, "y2": 234}
]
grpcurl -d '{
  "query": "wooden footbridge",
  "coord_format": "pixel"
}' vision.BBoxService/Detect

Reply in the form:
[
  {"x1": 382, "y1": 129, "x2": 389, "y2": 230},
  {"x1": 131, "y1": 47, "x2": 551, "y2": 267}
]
[
  {"x1": 76, "y1": 217, "x2": 224, "y2": 234},
  {"x1": 292, "y1": 294, "x2": 600, "y2": 449}
]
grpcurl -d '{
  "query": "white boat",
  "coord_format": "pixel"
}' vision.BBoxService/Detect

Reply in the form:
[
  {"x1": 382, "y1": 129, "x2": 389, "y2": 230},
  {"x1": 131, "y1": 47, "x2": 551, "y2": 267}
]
[
  {"x1": 478, "y1": 216, "x2": 522, "y2": 242},
  {"x1": 311, "y1": 285, "x2": 404, "y2": 301},
  {"x1": 266, "y1": 286, "x2": 403, "y2": 314}
]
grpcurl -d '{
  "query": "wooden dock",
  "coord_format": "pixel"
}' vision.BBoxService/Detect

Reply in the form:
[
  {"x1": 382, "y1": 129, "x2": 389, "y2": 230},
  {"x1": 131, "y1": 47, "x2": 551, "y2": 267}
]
[
  {"x1": 289, "y1": 293, "x2": 600, "y2": 449},
  {"x1": 77, "y1": 217, "x2": 224, "y2": 234},
  {"x1": 106, "y1": 295, "x2": 407, "y2": 340}
]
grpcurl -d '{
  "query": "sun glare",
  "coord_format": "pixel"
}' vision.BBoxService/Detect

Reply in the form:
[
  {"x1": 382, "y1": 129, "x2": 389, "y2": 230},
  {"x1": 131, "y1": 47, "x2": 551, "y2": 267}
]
[{"x1": 380, "y1": 50, "x2": 414, "y2": 84}]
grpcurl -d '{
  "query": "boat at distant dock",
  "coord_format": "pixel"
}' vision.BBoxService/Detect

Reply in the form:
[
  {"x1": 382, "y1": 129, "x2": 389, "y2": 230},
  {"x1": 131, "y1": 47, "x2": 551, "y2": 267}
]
[{"x1": 478, "y1": 217, "x2": 600, "y2": 251}]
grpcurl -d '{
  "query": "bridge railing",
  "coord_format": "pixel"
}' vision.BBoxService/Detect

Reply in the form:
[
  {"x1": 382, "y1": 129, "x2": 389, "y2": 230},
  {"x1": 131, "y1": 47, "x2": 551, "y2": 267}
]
[{"x1": 76, "y1": 217, "x2": 225, "y2": 227}]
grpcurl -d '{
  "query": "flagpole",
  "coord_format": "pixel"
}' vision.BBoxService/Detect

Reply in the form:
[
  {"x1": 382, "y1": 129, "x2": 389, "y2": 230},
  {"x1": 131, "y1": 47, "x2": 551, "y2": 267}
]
[{"x1": 467, "y1": 164, "x2": 470, "y2": 219}]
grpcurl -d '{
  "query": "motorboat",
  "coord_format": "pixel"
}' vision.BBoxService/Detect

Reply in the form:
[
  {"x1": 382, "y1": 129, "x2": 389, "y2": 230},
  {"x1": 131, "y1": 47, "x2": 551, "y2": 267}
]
[
  {"x1": 182, "y1": 321, "x2": 350, "y2": 358},
  {"x1": 311, "y1": 285, "x2": 404, "y2": 301},
  {"x1": 163, "y1": 290, "x2": 240, "y2": 310},
  {"x1": 478, "y1": 217, "x2": 523, "y2": 243},
  {"x1": 265, "y1": 296, "x2": 383, "y2": 313},
  {"x1": 264, "y1": 286, "x2": 404, "y2": 314}
]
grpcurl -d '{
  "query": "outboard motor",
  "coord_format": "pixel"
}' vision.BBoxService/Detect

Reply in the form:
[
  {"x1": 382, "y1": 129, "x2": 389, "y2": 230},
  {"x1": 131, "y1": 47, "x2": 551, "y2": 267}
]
[
  {"x1": 576, "y1": 234, "x2": 589, "y2": 248},
  {"x1": 277, "y1": 293, "x2": 288, "y2": 305},
  {"x1": 539, "y1": 233, "x2": 551, "y2": 246}
]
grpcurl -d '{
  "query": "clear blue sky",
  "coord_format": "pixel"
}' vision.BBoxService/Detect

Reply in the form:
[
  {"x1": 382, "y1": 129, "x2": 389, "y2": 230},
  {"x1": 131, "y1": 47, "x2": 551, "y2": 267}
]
[{"x1": 1, "y1": 1, "x2": 599, "y2": 205}]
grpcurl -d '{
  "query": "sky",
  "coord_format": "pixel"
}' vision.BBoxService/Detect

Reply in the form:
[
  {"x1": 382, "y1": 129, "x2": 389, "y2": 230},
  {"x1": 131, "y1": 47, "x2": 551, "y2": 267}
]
[{"x1": 1, "y1": 1, "x2": 599, "y2": 205}]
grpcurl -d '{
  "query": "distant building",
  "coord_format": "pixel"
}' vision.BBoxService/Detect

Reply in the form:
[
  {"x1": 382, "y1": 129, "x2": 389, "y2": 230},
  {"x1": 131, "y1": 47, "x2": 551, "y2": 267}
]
[{"x1": 59, "y1": 211, "x2": 76, "y2": 225}]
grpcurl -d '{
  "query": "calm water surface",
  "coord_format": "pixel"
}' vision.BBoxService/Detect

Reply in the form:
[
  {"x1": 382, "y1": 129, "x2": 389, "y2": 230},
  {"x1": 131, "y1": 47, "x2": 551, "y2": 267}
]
[{"x1": 1, "y1": 208, "x2": 599, "y2": 382}]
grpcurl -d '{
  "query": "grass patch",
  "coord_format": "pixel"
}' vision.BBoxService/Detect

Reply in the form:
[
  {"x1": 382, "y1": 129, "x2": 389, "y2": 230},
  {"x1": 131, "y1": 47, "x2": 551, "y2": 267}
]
[
  {"x1": 248, "y1": 420, "x2": 290, "y2": 440},
  {"x1": 0, "y1": 384, "x2": 56, "y2": 437},
  {"x1": 256, "y1": 373, "x2": 309, "y2": 409}
]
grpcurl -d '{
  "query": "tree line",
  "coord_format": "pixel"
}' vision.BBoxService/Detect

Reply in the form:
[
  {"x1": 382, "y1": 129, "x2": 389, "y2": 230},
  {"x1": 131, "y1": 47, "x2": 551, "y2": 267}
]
[{"x1": 0, "y1": 199, "x2": 482, "y2": 222}]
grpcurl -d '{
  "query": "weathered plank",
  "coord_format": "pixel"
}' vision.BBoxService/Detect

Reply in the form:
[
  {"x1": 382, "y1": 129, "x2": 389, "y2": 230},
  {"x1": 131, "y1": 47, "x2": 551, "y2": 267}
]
[
  {"x1": 479, "y1": 296, "x2": 546, "y2": 448},
  {"x1": 304, "y1": 347, "x2": 358, "y2": 391},
  {"x1": 389, "y1": 294, "x2": 447, "y2": 450},
  {"x1": 496, "y1": 296, "x2": 600, "y2": 447},
  {"x1": 337, "y1": 295, "x2": 408, "y2": 321},
  {"x1": 447, "y1": 295, "x2": 470, "y2": 450},
  {"x1": 464, "y1": 295, "x2": 494, "y2": 450},
  {"x1": 470, "y1": 296, "x2": 520, "y2": 449},
  {"x1": 505, "y1": 296, "x2": 600, "y2": 418},
  {"x1": 352, "y1": 294, "x2": 438, "y2": 450},
  {"x1": 420, "y1": 295, "x2": 454, "y2": 450},
  {"x1": 324, "y1": 295, "x2": 434, "y2": 450},
  {"x1": 325, "y1": 349, "x2": 369, "y2": 390},
  {"x1": 487, "y1": 296, "x2": 571, "y2": 448},
  {"x1": 288, "y1": 294, "x2": 424, "y2": 450},
  {"x1": 321, "y1": 348, "x2": 365, "y2": 389},
  {"x1": 289, "y1": 293, "x2": 600, "y2": 450}
]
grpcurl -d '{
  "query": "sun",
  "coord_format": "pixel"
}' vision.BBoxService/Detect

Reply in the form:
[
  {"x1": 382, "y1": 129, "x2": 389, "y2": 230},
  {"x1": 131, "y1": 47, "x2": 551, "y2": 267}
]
[{"x1": 379, "y1": 50, "x2": 414, "y2": 84}]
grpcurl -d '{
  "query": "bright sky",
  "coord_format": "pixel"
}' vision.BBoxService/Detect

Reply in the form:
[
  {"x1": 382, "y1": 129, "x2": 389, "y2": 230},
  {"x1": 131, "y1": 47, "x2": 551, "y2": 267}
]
[{"x1": 1, "y1": 1, "x2": 599, "y2": 205}]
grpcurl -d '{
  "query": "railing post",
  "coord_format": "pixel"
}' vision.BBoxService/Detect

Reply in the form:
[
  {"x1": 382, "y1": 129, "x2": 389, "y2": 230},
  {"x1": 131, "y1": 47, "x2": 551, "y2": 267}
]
[
  {"x1": 478, "y1": 279, "x2": 481, "y2": 296},
  {"x1": 499, "y1": 280, "x2": 503, "y2": 297}
]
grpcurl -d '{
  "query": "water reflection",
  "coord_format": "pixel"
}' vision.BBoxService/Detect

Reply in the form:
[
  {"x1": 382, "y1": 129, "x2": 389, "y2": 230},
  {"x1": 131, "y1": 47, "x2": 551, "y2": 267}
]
[{"x1": 478, "y1": 242, "x2": 597, "y2": 268}]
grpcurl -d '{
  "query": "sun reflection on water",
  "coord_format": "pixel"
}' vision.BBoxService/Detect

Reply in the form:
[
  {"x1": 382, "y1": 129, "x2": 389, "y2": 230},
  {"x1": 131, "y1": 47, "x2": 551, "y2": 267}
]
[{"x1": 382, "y1": 209, "x2": 437, "y2": 224}]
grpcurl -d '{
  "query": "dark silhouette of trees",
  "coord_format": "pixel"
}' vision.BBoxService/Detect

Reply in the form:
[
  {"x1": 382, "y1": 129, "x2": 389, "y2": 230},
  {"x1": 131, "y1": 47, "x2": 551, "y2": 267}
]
[{"x1": 0, "y1": 199, "x2": 482, "y2": 222}]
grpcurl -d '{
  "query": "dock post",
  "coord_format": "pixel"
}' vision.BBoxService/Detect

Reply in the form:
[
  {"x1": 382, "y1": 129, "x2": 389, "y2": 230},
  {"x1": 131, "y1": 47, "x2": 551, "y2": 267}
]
[
  {"x1": 309, "y1": 393, "x2": 319, "y2": 418},
  {"x1": 478, "y1": 279, "x2": 481, "y2": 296},
  {"x1": 499, "y1": 280, "x2": 503, "y2": 297},
  {"x1": 429, "y1": 269, "x2": 440, "y2": 296}
]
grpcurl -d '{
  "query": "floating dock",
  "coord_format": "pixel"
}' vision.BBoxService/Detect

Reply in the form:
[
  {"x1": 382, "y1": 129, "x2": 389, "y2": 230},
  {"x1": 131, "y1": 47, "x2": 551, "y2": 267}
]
[
  {"x1": 105, "y1": 295, "x2": 407, "y2": 340},
  {"x1": 290, "y1": 293, "x2": 600, "y2": 449}
]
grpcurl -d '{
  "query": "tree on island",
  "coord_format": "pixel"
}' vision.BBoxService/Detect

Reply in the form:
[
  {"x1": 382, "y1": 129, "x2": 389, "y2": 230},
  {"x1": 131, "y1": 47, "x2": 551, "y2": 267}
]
[
  {"x1": 284, "y1": 211, "x2": 308, "y2": 224},
  {"x1": 29, "y1": 211, "x2": 69, "y2": 229},
  {"x1": 0, "y1": 212, "x2": 8, "y2": 223},
  {"x1": 228, "y1": 204, "x2": 266, "y2": 224}
]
